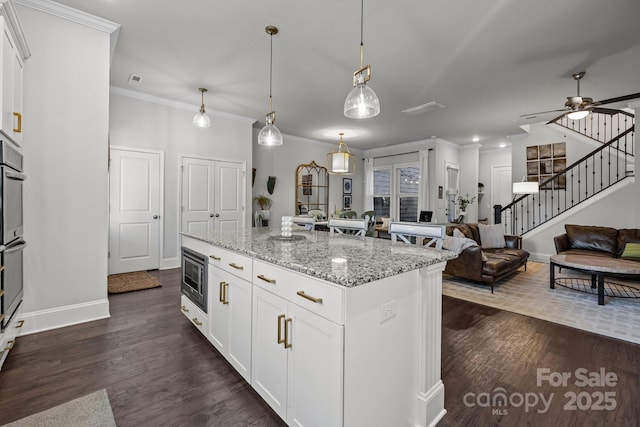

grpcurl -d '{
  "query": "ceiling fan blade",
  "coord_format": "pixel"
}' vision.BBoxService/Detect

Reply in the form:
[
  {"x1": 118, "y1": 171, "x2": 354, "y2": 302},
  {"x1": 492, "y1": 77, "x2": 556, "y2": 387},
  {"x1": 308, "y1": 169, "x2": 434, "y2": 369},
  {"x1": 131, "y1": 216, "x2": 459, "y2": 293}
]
[
  {"x1": 546, "y1": 112, "x2": 568, "y2": 124},
  {"x1": 519, "y1": 108, "x2": 566, "y2": 119},
  {"x1": 590, "y1": 107, "x2": 621, "y2": 115},
  {"x1": 593, "y1": 92, "x2": 640, "y2": 106}
]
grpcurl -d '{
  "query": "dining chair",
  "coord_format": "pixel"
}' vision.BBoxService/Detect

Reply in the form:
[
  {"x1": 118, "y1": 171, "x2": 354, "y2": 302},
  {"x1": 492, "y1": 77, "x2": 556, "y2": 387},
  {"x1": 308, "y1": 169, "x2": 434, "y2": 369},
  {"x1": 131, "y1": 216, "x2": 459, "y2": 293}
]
[
  {"x1": 360, "y1": 210, "x2": 377, "y2": 237},
  {"x1": 389, "y1": 222, "x2": 446, "y2": 249},
  {"x1": 338, "y1": 210, "x2": 357, "y2": 219},
  {"x1": 328, "y1": 218, "x2": 367, "y2": 238}
]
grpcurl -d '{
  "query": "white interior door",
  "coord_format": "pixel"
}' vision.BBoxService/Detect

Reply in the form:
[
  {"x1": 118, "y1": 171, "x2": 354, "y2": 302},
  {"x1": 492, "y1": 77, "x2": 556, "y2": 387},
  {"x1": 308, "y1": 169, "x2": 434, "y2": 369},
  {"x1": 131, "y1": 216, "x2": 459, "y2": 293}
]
[
  {"x1": 109, "y1": 148, "x2": 161, "y2": 274},
  {"x1": 215, "y1": 161, "x2": 244, "y2": 232},
  {"x1": 491, "y1": 165, "x2": 512, "y2": 228},
  {"x1": 181, "y1": 157, "x2": 215, "y2": 234}
]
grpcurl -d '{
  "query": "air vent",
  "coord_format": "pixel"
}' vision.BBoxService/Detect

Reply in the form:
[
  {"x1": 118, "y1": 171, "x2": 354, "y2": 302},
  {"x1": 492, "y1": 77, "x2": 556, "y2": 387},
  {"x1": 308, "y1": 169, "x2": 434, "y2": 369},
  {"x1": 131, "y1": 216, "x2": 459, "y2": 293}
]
[
  {"x1": 402, "y1": 101, "x2": 445, "y2": 116},
  {"x1": 127, "y1": 74, "x2": 142, "y2": 86}
]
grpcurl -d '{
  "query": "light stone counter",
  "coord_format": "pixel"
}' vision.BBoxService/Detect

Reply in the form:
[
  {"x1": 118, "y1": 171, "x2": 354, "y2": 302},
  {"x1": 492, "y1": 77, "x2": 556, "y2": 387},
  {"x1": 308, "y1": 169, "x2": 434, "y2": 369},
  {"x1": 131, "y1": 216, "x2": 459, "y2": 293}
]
[{"x1": 181, "y1": 228, "x2": 457, "y2": 287}]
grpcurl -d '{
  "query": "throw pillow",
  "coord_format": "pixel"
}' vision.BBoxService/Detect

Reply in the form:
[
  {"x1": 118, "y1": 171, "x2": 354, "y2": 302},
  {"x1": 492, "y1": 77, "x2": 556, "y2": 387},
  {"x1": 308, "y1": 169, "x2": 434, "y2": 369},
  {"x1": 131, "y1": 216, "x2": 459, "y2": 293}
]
[
  {"x1": 478, "y1": 224, "x2": 506, "y2": 249},
  {"x1": 621, "y1": 242, "x2": 640, "y2": 261},
  {"x1": 442, "y1": 235, "x2": 478, "y2": 254},
  {"x1": 481, "y1": 251, "x2": 489, "y2": 262},
  {"x1": 453, "y1": 228, "x2": 465, "y2": 238}
]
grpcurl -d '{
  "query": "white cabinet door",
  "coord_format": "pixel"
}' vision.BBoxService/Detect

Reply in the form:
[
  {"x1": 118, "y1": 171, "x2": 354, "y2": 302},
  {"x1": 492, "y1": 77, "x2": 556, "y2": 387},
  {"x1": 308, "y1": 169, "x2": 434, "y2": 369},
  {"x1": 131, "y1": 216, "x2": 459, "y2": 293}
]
[
  {"x1": 109, "y1": 147, "x2": 161, "y2": 274},
  {"x1": 226, "y1": 274, "x2": 252, "y2": 381},
  {"x1": 207, "y1": 267, "x2": 228, "y2": 353},
  {"x1": 287, "y1": 303, "x2": 344, "y2": 427},
  {"x1": 252, "y1": 286, "x2": 288, "y2": 419},
  {"x1": 207, "y1": 266, "x2": 252, "y2": 382}
]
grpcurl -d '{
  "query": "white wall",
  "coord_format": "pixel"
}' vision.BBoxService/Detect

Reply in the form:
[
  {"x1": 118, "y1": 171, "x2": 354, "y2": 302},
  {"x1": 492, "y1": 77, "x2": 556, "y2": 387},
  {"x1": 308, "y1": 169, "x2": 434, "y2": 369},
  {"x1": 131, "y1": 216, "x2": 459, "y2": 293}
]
[
  {"x1": 19, "y1": 6, "x2": 111, "y2": 333},
  {"x1": 109, "y1": 91, "x2": 254, "y2": 265},
  {"x1": 253, "y1": 132, "x2": 364, "y2": 225}
]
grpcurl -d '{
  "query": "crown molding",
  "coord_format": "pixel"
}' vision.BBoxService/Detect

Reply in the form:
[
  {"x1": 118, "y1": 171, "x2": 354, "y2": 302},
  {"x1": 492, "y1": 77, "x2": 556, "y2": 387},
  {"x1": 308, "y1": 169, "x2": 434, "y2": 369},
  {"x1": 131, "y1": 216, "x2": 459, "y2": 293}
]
[
  {"x1": 1, "y1": 0, "x2": 31, "y2": 60},
  {"x1": 459, "y1": 143, "x2": 482, "y2": 150},
  {"x1": 16, "y1": 0, "x2": 120, "y2": 61},
  {"x1": 110, "y1": 86, "x2": 257, "y2": 125}
]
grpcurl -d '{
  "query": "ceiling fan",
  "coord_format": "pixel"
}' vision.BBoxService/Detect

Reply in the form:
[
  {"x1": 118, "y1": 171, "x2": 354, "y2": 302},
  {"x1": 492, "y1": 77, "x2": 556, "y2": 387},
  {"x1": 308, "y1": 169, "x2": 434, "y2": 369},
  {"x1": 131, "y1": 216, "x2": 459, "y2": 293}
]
[{"x1": 520, "y1": 71, "x2": 640, "y2": 124}]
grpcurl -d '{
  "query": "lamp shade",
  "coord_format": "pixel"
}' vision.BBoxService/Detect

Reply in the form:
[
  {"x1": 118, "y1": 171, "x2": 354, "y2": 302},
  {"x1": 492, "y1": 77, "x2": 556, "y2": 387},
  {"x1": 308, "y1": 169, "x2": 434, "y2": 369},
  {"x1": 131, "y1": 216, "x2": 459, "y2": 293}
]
[
  {"x1": 567, "y1": 110, "x2": 590, "y2": 120},
  {"x1": 193, "y1": 111, "x2": 211, "y2": 128},
  {"x1": 344, "y1": 81, "x2": 380, "y2": 119},
  {"x1": 258, "y1": 121, "x2": 283, "y2": 146},
  {"x1": 327, "y1": 133, "x2": 355, "y2": 175},
  {"x1": 513, "y1": 182, "x2": 539, "y2": 194}
]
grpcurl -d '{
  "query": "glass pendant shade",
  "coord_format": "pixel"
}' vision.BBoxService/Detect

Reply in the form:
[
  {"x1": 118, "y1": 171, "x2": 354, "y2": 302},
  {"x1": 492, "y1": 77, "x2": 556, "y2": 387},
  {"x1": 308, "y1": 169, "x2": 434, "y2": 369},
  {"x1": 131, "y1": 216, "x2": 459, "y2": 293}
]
[
  {"x1": 258, "y1": 114, "x2": 283, "y2": 146},
  {"x1": 344, "y1": 81, "x2": 380, "y2": 119},
  {"x1": 567, "y1": 110, "x2": 590, "y2": 120},
  {"x1": 193, "y1": 110, "x2": 211, "y2": 128},
  {"x1": 193, "y1": 88, "x2": 211, "y2": 128},
  {"x1": 327, "y1": 133, "x2": 355, "y2": 175}
]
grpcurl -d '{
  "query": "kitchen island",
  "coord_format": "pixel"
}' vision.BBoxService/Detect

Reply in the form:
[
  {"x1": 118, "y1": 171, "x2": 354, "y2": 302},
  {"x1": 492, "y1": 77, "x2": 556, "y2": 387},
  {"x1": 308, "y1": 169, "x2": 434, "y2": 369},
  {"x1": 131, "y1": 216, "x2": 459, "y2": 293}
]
[{"x1": 181, "y1": 228, "x2": 456, "y2": 427}]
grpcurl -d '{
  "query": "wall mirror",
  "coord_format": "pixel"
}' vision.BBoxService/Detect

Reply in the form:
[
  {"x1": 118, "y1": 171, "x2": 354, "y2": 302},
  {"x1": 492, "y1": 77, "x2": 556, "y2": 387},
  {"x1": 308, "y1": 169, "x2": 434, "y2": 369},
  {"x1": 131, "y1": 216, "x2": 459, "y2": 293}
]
[{"x1": 295, "y1": 161, "x2": 329, "y2": 221}]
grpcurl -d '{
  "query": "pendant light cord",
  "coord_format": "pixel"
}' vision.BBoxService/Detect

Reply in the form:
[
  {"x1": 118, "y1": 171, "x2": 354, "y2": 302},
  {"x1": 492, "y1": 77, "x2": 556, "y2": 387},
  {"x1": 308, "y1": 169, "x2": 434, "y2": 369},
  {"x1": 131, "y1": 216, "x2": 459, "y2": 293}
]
[
  {"x1": 269, "y1": 31, "x2": 274, "y2": 111},
  {"x1": 359, "y1": 0, "x2": 364, "y2": 69}
]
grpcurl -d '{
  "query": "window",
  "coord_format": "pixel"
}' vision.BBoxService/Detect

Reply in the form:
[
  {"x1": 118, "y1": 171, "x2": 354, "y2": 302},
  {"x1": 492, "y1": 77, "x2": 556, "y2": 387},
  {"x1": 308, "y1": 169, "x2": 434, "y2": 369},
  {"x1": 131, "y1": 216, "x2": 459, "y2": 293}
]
[
  {"x1": 396, "y1": 165, "x2": 419, "y2": 222},
  {"x1": 373, "y1": 168, "x2": 391, "y2": 218}
]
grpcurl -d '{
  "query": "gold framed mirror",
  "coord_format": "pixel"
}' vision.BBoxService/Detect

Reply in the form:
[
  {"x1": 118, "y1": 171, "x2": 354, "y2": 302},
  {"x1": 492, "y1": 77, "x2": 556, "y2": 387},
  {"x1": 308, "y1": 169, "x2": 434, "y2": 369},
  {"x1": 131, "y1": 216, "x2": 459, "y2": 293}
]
[{"x1": 295, "y1": 161, "x2": 329, "y2": 221}]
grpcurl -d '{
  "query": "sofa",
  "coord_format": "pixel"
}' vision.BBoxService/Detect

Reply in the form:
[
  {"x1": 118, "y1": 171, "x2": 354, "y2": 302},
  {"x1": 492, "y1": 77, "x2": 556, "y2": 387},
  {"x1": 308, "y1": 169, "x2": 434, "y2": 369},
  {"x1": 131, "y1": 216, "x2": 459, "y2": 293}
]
[
  {"x1": 554, "y1": 224, "x2": 640, "y2": 261},
  {"x1": 443, "y1": 223, "x2": 530, "y2": 293}
]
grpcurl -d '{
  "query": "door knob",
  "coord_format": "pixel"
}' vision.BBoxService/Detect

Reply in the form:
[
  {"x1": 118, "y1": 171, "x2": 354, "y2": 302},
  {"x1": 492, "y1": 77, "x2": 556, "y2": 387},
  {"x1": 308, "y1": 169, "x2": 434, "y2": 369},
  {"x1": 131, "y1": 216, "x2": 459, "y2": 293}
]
[
  {"x1": 153, "y1": 215, "x2": 159, "y2": 219},
  {"x1": 215, "y1": 213, "x2": 220, "y2": 217},
  {"x1": 209, "y1": 213, "x2": 214, "y2": 218}
]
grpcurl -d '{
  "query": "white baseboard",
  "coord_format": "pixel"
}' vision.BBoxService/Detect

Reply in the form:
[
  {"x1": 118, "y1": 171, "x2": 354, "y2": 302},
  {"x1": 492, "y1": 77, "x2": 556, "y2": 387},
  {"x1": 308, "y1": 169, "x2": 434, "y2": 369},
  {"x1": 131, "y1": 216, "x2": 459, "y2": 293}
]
[
  {"x1": 529, "y1": 252, "x2": 552, "y2": 263},
  {"x1": 18, "y1": 299, "x2": 110, "y2": 336},
  {"x1": 161, "y1": 257, "x2": 180, "y2": 270}
]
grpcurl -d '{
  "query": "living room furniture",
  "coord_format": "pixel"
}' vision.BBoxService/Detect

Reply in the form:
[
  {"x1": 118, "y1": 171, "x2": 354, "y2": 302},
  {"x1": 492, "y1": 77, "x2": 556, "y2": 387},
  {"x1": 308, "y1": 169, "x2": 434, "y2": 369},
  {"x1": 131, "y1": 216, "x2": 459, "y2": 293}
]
[
  {"x1": 554, "y1": 224, "x2": 640, "y2": 261},
  {"x1": 389, "y1": 222, "x2": 446, "y2": 250},
  {"x1": 550, "y1": 254, "x2": 640, "y2": 305},
  {"x1": 328, "y1": 217, "x2": 367, "y2": 238},
  {"x1": 443, "y1": 223, "x2": 530, "y2": 293}
]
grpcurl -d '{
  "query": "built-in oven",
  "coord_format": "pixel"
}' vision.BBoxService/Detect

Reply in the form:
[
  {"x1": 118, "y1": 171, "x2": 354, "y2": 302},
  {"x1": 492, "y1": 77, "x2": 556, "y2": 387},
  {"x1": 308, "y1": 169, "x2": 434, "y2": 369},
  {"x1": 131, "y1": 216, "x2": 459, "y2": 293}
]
[
  {"x1": 0, "y1": 139, "x2": 25, "y2": 331},
  {"x1": 181, "y1": 247, "x2": 207, "y2": 313}
]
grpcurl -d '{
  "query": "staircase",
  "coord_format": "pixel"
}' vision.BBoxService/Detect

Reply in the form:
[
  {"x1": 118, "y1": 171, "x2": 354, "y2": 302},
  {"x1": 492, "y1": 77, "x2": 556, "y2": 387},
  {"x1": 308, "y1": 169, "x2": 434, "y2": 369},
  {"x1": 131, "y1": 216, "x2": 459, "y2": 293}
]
[{"x1": 497, "y1": 110, "x2": 635, "y2": 235}]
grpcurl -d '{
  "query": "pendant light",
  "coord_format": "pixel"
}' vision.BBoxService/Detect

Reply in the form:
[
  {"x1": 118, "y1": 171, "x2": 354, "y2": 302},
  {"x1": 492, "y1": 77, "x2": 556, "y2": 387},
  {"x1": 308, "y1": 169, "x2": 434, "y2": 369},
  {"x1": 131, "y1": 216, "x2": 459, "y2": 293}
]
[
  {"x1": 193, "y1": 87, "x2": 211, "y2": 128},
  {"x1": 258, "y1": 26, "x2": 283, "y2": 146},
  {"x1": 327, "y1": 132, "x2": 355, "y2": 175},
  {"x1": 344, "y1": 0, "x2": 380, "y2": 119}
]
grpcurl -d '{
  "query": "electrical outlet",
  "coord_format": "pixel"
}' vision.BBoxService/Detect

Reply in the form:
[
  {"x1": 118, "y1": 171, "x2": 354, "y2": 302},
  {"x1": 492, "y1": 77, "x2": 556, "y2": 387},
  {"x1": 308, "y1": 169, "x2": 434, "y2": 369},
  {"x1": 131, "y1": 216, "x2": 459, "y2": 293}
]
[{"x1": 380, "y1": 300, "x2": 397, "y2": 323}]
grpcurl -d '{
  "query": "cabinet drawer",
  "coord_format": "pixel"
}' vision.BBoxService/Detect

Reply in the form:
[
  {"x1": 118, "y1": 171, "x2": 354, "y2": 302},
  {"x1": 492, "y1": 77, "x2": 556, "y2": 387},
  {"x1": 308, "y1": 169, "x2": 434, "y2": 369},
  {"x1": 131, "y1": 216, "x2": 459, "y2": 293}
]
[
  {"x1": 253, "y1": 260, "x2": 344, "y2": 324},
  {"x1": 180, "y1": 295, "x2": 208, "y2": 335},
  {"x1": 208, "y1": 246, "x2": 253, "y2": 282},
  {"x1": 0, "y1": 305, "x2": 25, "y2": 371}
]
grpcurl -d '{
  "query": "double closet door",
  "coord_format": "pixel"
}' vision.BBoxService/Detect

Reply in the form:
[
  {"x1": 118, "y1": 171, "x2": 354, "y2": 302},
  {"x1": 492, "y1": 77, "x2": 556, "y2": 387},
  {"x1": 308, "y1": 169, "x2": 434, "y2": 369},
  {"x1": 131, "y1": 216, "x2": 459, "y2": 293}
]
[{"x1": 181, "y1": 156, "x2": 245, "y2": 234}]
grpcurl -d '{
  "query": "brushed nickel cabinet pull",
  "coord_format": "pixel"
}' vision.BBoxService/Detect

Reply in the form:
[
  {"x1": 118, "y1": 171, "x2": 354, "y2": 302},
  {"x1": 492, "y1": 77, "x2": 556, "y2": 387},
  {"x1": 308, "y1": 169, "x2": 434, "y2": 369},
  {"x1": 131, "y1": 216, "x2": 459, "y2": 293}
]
[
  {"x1": 257, "y1": 274, "x2": 276, "y2": 284},
  {"x1": 181, "y1": 305, "x2": 189, "y2": 313},
  {"x1": 16, "y1": 320, "x2": 24, "y2": 328},
  {"x1": 210, "y1": 255, "x2": 221, "y2": 261},
  {"x1": 0, "y1": 265, "x2": 4, "y2": 273},
  {"x1": 297, "y1": 291, "x2": 323, "y2": 304},
  {"x1": 192, "y1": 318, "x2": 202, "y2": 327},
  {"x1": 223, "y1": 283, "x2": 229, "y2": 305},
  {"x1": 277, "y1": 314, "x2": 285, "y2": 344},
  {"x1": 6, "y1": 340, "x2": 15, "y2": 350},
  {"x1": 284, "y1": 318, "x2": 292, "y2": 349},
  {"x1": 229, "y1": 263, "x2": 244, "y2": 270}
]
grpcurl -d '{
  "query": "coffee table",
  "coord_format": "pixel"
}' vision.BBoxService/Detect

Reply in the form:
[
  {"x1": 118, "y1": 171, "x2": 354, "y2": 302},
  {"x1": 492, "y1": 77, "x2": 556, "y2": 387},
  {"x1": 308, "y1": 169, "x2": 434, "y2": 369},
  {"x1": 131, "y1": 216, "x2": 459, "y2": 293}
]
[{"x1": 550, "y1": 254, "x2": 640, "y2": 305}]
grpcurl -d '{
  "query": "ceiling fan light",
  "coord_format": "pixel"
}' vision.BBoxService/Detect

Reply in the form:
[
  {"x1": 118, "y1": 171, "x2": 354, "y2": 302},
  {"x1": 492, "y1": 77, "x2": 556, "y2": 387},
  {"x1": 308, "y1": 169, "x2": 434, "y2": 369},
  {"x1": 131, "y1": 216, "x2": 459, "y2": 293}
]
[{"x1": 567, "y1": 110, "x2": 590, "y2": 120}]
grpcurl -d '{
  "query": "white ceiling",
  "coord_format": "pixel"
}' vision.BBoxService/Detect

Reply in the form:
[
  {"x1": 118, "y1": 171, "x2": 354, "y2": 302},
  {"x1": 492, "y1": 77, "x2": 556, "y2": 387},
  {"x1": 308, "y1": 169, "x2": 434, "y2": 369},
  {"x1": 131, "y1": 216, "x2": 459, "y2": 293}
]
[{"x1": 42, "y1": 0, "x2": 640, "y2": 150}]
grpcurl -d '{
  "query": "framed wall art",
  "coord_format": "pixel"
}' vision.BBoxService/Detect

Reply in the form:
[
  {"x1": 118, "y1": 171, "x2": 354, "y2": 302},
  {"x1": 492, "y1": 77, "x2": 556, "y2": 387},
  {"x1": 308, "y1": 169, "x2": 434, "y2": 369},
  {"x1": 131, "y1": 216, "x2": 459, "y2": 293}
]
[
  {"x1": 526, "y1": 142, "x2": 566, "y2": 190},
  {"x1": 343, "y1": 195, "x2": 352, "y2": 210},
  {"x1": 343, "y1": 177, "x2": 352, "y2": 194}
]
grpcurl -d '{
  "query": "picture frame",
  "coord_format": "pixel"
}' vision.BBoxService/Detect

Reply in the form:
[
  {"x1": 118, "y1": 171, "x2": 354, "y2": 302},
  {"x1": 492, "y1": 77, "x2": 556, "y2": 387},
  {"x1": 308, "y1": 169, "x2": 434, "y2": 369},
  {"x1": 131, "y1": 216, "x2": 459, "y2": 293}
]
[
  {"x1": 343, "y1": 195, "x2": 352, "y2": 210},
  {"x1": 526, "y1": 142, "x2": 566, "y2": 190},
  {"x1": 343, "y1": 177, "x2": 352, "y2": 194}
]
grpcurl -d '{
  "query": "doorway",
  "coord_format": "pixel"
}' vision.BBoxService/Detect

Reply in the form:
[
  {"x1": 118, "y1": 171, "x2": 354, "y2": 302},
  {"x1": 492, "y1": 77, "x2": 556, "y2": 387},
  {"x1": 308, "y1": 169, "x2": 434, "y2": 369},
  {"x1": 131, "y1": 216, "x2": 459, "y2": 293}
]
[
  {"x1": 491, "y1": 165, "x2": 512, "y2": 227},
  {"x1": 109, "y1": 146, "x2": 164, "y2": 274}
]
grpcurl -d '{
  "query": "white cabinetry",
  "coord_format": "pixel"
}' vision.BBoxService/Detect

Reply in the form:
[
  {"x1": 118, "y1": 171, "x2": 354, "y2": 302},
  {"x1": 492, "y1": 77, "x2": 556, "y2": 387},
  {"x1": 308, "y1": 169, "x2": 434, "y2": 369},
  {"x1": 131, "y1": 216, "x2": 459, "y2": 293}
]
[
  {"x1": 252, "y1": 263, "x2": 344, "y2": 427},
  {"x1": 207, "y1": 257, "x2": 252, "y2": 382},
  {"x1": 180, "y1": 294, "x2": 208, "y2": 336},
  {"x1": 0, "y1": 304, "x2": 25, "y2": 370}
]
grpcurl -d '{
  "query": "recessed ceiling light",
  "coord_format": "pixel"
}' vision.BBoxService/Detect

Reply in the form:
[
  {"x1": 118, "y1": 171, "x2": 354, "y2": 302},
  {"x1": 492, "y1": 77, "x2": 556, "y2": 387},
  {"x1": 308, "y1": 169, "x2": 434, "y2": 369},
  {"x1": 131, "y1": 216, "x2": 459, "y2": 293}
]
[
  {"x1": 472, "y1": 136, "x2": 480, "y2": 142},
  {"x1": 499, "y1": 142, "x2": 507, "y2": 148}
]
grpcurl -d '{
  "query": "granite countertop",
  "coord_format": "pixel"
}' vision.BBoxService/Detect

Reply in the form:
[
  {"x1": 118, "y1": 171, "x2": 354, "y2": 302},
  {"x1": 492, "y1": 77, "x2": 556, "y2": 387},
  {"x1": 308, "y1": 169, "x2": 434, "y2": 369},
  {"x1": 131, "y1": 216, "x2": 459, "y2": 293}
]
[{"x1": 181, "y1": 228, "x2": 457, "y2": 288}]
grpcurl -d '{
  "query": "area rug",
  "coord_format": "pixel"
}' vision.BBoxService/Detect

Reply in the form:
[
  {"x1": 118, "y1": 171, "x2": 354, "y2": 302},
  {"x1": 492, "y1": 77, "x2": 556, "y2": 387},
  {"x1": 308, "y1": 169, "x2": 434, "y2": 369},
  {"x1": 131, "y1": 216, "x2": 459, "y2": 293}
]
[
  {"x1": 2, "y1": 389, "x2": 116, "y2": 427},
  {"x1": 443, "y1": 261, "x2": 640, "y2": 345},
  {"x1": 108, "y1": 270, "x2": 161, "y2": 294}
]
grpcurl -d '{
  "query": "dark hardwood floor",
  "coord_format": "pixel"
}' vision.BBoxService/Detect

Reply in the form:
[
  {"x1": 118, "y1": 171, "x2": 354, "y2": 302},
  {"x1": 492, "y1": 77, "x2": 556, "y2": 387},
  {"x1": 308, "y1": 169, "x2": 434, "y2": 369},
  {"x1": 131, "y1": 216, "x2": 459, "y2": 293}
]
[{"x1": 0, "y1": 269, "x2": 637, "y2": 426}]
